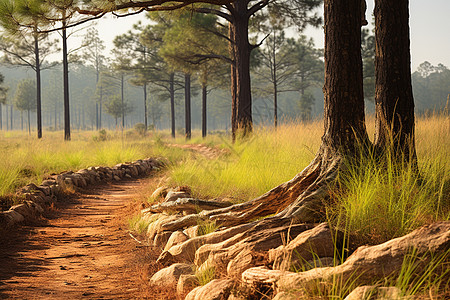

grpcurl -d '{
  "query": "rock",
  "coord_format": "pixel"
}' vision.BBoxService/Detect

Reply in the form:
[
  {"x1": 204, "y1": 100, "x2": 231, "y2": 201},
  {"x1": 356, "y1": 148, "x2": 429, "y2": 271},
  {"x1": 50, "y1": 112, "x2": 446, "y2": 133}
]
[
  {"x1": 177, "y1": 274, "x2": 199, "y2": 297},
  {"x1": 151, "y1": 186, "x2": 169, "y2": 200},
  {"x1": 164, "y1": 191, "x2": 191, "y2": 203},
  {"x1": 269, "y1": 222, "x2": 338, "y2": 271},
  {"x1": 185, "y1": 279, "x2": 235, "y2": 300},
  {"x1": 153, "y1": 231, "x2": 173, "y2": 249},
  {"x1": 149, "y1": 263, "x2": 194, "y2": 288},
  {"x1": 164, "y1": 230, "x2": 190, "y2": 252},
  {"x1": 243, "y1": 221, "x2": 450, "y2": 295},
  {"x1": 41, "y1": 179, "x2": 56, "y2": 186},
  {"x1": 10, "y1": 201, "x2": 43, "y2": 219},
  {"x1": 184, "y1": 226, "x2": 199, "y2": 238},
  {"x1": 272, "y1": 291, "x2": 302, "y2": 300},
  {"x1": 344, "y1": 286, "x2": 402, "y2": 300}
]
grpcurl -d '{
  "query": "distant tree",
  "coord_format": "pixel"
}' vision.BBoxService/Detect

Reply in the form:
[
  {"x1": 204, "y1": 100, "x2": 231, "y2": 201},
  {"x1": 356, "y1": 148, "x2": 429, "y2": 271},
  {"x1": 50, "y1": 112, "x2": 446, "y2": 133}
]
[
  {"x1": 0, "y1": 0, "x2": 59, "y2": 138},
  {"x1": 113, "y1": 22, "x2": 155, "y2": 132},
  {"x1": 139, "y1": 19, "x2": 185, "y2": 138},
  {"x1": 0, "y1": 73, "x2": 7, "y2": 130},
  {"x1": 160, "y1": 12, "x2": 228, "y2": 139},
  {"x1": 284, "y1": 36, "x2": 323, "y2": 121},
  {"x1": 361, "y1": 28, "x2": 375, "y2": 101},
  {"x1": 80, "y1": 28, "x2": 106, "y2": 129},
  {"x1": 104, "y1": 94, "x2": 133, "y2": 127},
  {"x1": 14, "y1": 78, "x2": 36, "y2": 134},
  {"x1": 412, "y1": 62, "x2": 450, "y2": 113}
]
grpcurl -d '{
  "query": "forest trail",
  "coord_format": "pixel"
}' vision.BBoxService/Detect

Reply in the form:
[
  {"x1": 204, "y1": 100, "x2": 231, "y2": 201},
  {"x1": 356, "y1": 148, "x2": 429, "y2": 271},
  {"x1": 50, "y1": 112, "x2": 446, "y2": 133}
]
[{"x1": 0, "y1": 178, "x2": 159, "y2": 300}]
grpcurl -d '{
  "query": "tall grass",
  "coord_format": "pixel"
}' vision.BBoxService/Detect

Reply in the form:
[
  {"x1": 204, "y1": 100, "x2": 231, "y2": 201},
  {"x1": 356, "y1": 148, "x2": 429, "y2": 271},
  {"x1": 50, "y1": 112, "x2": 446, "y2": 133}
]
[
  {"x1": 168, "y1": 114, "x2": 449, "y2": 245},
  {"x1": 169, "y1": 121, "x2": 322, "y2": 200},
  {"x1": 0, "y1": 129, "x2": 183, "y2": 198}
]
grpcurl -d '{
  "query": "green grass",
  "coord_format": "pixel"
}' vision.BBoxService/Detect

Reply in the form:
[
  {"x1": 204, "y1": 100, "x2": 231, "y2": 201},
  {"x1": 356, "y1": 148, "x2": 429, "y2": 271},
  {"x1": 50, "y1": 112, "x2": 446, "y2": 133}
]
[{"x1": 0, "y1": 129, "x2": 188, "y2": 201}]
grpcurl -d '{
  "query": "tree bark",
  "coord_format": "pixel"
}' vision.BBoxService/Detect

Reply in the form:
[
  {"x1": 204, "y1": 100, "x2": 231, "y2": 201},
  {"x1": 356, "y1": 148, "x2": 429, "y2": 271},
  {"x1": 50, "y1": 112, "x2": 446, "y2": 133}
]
[
  {"x1": 62, "y1": 21, "x2": 71, "y2": 141},
  {"x1": 229, "y1": 23, "x2": 237, "y2": 142},
  {"x1": 185, "y1": 73, "x2": 191, "y2": 140},
  {"x1": 202, "y1": 83, "x2": 207, "y2": 138},
  {"x1": 374, "y1": 0, "x2": 416, "y2": 163}
]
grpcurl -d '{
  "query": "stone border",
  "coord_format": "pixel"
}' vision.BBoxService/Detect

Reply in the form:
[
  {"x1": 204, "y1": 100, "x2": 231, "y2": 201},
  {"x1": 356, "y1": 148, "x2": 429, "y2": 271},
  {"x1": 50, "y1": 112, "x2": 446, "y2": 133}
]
[{"x1": 0, "y1": 158, "x2": 165, "y2": 229}]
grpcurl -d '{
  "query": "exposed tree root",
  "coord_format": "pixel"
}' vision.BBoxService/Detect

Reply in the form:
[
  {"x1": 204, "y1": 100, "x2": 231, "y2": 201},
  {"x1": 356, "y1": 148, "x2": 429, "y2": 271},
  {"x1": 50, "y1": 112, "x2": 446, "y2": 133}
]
[{"x1": 159, "y1": 148, "x2": 342, "y2": 236}]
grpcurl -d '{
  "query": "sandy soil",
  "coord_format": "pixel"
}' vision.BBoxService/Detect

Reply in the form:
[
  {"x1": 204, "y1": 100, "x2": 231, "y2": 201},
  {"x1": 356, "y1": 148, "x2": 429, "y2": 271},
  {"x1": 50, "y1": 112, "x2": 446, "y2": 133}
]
[{"x1": 0, "y1": 178, "x2": 166, "y2": 300}]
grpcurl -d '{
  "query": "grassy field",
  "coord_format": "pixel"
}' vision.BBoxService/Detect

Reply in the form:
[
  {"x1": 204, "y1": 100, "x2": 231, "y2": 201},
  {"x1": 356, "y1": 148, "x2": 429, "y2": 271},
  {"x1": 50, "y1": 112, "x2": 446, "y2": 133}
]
[
  {"x1": 0, "y1": 129, "x2": 187, "y2": 209},
  {"x1": 1, "y1": 114, "x2": 449, "y2": 297}
]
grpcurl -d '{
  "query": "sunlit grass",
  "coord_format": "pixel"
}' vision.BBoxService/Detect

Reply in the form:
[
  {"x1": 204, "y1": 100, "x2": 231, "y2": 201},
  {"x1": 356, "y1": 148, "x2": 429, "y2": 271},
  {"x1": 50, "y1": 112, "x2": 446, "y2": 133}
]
[
  {"x1": 0, "y1": 129, "x2": 164, "y2": 197},
  {"x1": 169, "y1": 121, "x2": 322, "y2": 201}
]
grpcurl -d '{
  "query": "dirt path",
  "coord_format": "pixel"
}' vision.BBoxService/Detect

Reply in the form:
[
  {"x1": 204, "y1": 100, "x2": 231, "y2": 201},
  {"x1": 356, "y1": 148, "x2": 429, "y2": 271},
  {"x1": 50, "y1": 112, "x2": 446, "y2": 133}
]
[{"x1": 0, "y1": 178, "x2": 160, "y2": 300}]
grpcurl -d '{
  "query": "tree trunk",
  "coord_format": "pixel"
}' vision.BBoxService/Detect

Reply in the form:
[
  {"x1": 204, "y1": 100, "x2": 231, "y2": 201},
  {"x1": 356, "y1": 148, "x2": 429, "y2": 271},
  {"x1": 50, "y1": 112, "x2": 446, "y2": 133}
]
[
  {"x1": 62, "y1": 23, "x2": 71, "y2": 141},
  {"x1": 202, "y1": 83, "x2": 207, "y2": 138},
  {"x1": 161, "y1": 0, "x2": 368, "y2": 230},
  {"x1": 0, "y1": 103, "x2": 2, "y2": 130},
  {"x1": 96, "y1": 103, "x2": 99, "y2": 130},
  {"x1": 374, "y1": 0, "x2": 416, "y2": 163},
  {"x1": 229, "y1": 23, "x2": 238, "y2": 142},
  {"x1": 10, "y1": 105, "x2": 13, "y2": 130},
  {"x1": 170, "y1": 73, "x2": 176, "y2": 138},
  {"x1": 27, "y1": 109, "x2": 31, "y2": 135},
  {"x1": 143, "y1": 83, "x2": 148, "y2": 131},
  {"x1": 273, "y1": 32, "x2": 278, "y2": 128},
  {"x1": 34, "y1": 33, "x2": 42, "y2": 139},
  {"x1": 121, "y1": 73, "x2": 125, "y2": 129},
  {"x1": 185, "y1": 73, "x2": 191, "y2": 140},
  {"x1": 230, "y1": 3, "x2": 253, "y2": 137}
]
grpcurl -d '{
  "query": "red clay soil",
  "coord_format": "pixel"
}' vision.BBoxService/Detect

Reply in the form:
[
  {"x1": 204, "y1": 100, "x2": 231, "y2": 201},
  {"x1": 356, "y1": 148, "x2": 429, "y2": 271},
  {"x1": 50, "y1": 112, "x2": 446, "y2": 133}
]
[{"x1": 0, "y1": 178, "x2": 172, "y2": 300}]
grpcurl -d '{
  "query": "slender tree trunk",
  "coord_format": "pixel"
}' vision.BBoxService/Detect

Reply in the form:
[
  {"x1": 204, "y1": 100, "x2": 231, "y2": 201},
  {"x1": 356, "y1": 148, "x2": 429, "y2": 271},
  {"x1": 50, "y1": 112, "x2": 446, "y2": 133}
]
[
  {"x1": 6, "y1": 104, "x2": 8, "y2": 130},
  {"x1": 170, "y1": 73, "x2": 175, "y2": 138},
  {"x1": 21, "y1": 111, "x2": 23, "y2": 131},
  {"x1": 0, "y1": 103, "x2": 2, "y2": 130},
  {"x1": 99, "y1": 87, "x2": 103, "y2": 129},
  {"x1": 96, "y1": 103, "x2": 99, "y2": 130},
  {"x1": 10, "y1": 105, "x2": 13, "y2": 130},
  {"x1": 34, "y1": 32, "x2": 42, "y2": 139},
  {"x1": 202, "y1": 84, "x2": 207, "y2": 138},
  {"x1": 273, "y1": 31, "x2": 278, "y2": 128},
  {"x1": 121, "y1": 73, "x2": 125, "y2": 129},
  {"x1": 27, "y1": 109, "x2": 31, "y2": 135},
  {"x1": 143, "y1": 82, "x2": 148, "y2": 131},
  {"x1": 374, "y1": 0, "x2": 416, "y2": 163},
  {"x1": 185, "y1": 73, "x2": 191, "y2": 140},
  {"x1": 62, "y1": 21, "x2": 71, "y2": 141}
]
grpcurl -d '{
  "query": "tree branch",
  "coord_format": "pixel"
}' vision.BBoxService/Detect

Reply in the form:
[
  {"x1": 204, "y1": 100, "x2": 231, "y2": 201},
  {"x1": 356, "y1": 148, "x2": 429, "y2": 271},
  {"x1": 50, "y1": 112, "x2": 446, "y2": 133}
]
[{"x1": 248, "y1": 0, "x2": 269, "y2": 17}]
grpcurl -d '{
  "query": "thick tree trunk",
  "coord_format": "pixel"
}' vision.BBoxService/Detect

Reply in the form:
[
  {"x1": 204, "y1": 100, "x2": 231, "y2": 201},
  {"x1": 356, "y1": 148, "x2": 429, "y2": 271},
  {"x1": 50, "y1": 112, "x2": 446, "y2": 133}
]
[
  {"x1": 34, "y1": 33, "x2": 42, "y2": 139},
  {"x1": 374, "y1": 0, "x2": 416, "y2": 163},
  {"x1": 230, "y1": 2, "x2": 252, "y2": 137},
  {"x1": 185, "y1": 73, "x2": 191, "y2": 140},
  {"x1": 62, "y1": 23, "x2": 71, "y2": 141},
  {"x1": 229, "y1": 23, "x2": 237, "y2": 142},
  {"x1": 202, "y1": 84, "x2": 207, "y2": 138},
  {"x1": 170, "y1": 73, "x2": 175, "y2": 138}
]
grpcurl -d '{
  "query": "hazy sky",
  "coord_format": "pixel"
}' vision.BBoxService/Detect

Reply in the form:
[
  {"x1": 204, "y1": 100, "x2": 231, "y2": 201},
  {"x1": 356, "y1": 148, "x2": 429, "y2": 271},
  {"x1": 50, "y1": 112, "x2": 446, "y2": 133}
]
[{"x1": 85, "y1": 1, "x2": 450, "y2": 72}]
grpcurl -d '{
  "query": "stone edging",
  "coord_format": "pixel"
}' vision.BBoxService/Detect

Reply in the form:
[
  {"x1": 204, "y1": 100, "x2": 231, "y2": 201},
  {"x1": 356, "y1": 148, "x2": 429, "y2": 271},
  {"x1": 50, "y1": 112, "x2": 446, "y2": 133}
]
[{"x1": 0, "y1": 158, "x2": 164, "y2": 229}]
